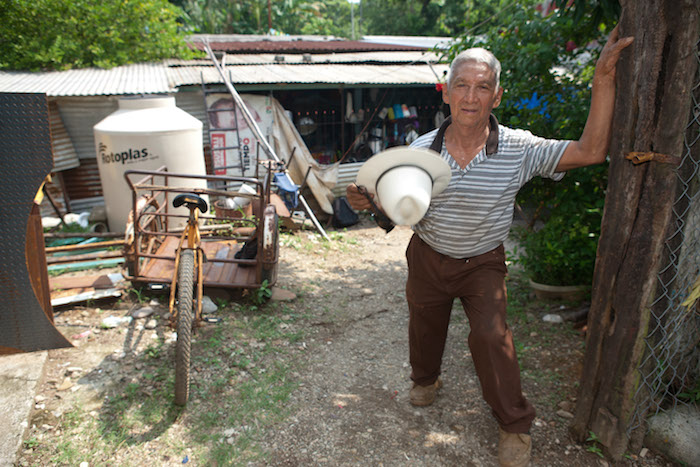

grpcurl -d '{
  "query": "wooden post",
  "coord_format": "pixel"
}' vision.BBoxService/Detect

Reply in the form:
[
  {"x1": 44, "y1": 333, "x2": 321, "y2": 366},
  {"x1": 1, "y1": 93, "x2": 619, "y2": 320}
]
[{"x1": 570, "y1": 0, "x2": 699, "y2": 460}]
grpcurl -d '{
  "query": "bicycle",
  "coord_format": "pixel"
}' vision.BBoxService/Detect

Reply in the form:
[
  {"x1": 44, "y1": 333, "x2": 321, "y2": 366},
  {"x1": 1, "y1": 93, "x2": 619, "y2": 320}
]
[
  {"x1": 124, "y1": 168, "x2": 282, "y2": 405},
  {"x1": 168, "y1": 193, "x2": 208, "y2": 406}
]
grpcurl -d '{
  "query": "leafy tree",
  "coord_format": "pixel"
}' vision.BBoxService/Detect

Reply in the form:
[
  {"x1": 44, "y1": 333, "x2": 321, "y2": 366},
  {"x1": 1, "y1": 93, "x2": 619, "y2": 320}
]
[
  {"x1": 175, "y1": 0, "x2": 353, "y2": 36},
  {"x1": 0, "y1": 0, "x2": 197, "y2": 71},
  {"x1": 175, "y1": 0, "x2": 526, "y2": 38},
  {"x1": 174, "y1": 0, "x2": 264, "y2": 34},
  {"x1": 357, "y1": 0, "x2": 525, "y2": 38},
  {"x1": 360, "y1": 0, "x2": 441, "y2": 36},
  {"x1": 440, "y1": 0, "x2": 520, "y2": 36},
  {"x1": 551, "y1": 0, "x2": 621, "y2": 44},
  {"x1": 274, "y1": 0, "x2": 353, "y2": 36}
]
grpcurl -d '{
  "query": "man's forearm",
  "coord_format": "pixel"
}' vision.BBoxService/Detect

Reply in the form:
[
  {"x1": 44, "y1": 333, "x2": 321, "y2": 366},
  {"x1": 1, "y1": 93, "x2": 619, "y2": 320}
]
[
  {"x1": 556, "y1": 26, "x2": 634, "y2": 171},
  {"x1": 575, "y1": 76, "x2": 617, "y2": 164}
]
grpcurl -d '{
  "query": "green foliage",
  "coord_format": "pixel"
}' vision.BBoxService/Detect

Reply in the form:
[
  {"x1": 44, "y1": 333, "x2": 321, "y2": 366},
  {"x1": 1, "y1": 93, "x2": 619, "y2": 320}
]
[
  {"x1": 361, "y1": 0, "x2": 531, "y2": 38},
  {"x1": 252, "y1": 279, "x2": 273, "y2": 306},
  {"x1": 24, "y1": 437, "x2": 40, "y2": 449},
  {"x1": 170, "y1": 0, "x2": 623, "y2": 41},
  {"x1": 129, "y1": 287, "x2": 150, "y2": 304},
  {"x1": 446, "y1": 4, "x2": 618, "y2": 286},
  {"x1": 175, "y1": 0, "x2": 542, "y2": 38},
  {"x1": 677, "y1": 379, "x2": 700, "y2": 404},
  {"x1": 144, "y1": 342, "x2": 164, "y2": 360},
  {"x1": 0, "y1": 0, "x2": 197, "y2": 71},
  {"x1": 176, "y1": 0, "x2": 353, "y2": 36},
  {"x1": 513, "y1": 206, "x2": 601, "y2": 286},
  {"x1": 276, "y1": 0, "x2": 352, "y2": 36},
  {"x1": 586, "y1": 430, "x2": 605, "y2": 458},
  {"x1": 552, "y1": 0, "x2": 621, "y2": 43}
]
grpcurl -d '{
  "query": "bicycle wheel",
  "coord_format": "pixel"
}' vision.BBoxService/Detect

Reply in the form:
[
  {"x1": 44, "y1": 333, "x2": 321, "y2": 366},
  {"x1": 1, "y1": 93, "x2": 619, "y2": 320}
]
[{"x1": 175, "y1": 249, "x2": 195, "y2": 406}]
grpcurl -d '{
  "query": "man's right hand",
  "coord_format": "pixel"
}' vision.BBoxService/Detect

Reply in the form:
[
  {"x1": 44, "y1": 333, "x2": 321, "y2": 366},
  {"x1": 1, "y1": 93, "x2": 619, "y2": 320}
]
[{"x1": 346, "y1": 183, "x2": 373, "y2": 211}]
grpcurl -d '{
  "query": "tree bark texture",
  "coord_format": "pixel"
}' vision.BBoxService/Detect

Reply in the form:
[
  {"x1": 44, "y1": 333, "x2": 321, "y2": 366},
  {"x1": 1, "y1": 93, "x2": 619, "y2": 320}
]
[{"x1": 570, "y1": 0, "x2": 699, "y2": 460}]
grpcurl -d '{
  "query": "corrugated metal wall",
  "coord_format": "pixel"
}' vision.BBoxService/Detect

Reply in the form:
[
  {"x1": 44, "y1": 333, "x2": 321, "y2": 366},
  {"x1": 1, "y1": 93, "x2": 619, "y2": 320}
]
[
  {"x1": 54, "y1": 96, "x2": 120, "y2": 160},
  {"x1": 332, "y1": 161, "x2": 362, "y2": 198},
  {"x1": 174, "y1": 89, "x2": 209, "y2": 143},
  {"x1": 48, "y1": 101, "x2": 80, "y2": 172},
  {"x1": 52, "y1": 96, "x2": 120, "y2": 211}
]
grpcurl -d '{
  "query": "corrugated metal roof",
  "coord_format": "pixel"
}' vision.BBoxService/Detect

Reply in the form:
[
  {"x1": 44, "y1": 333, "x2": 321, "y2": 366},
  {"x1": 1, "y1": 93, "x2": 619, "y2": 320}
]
[
  {"x1": 0, "y1": 40, "x2": 449, "y2": 96},
  {"x1": 0, "y1": 59, "x2": 447, "y2": 96},
  {"x1": 168, "y1": 50, "x2": 443, "y2": 66},
  {"x1": 171, "y1": 63, "x2": 448, "y2": 88},
  {"x1": 0, "y1": 63, "x2": 172, "y2": 96},
  {"x1": 191, "y1": 35, "x2": 426, "y2": 53},
  {"x1": 362, "y1": 35, "x2": 453, "y2": 49}
]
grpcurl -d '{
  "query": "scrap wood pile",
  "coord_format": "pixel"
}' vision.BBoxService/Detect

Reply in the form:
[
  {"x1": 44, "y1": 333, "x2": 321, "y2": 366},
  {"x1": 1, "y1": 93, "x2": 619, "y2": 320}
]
[{"x1": 42, "y1": 223, "x2": 127, "y2": 307}]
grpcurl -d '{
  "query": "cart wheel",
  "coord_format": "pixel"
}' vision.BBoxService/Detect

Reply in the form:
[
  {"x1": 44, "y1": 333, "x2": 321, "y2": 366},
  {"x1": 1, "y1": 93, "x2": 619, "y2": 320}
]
[
  {"x1": 175, "y1": 249, "x2": 195, "y2": 406},
  {"x1": 124, "y1": 196, "x2": 162, "y2": 278}
]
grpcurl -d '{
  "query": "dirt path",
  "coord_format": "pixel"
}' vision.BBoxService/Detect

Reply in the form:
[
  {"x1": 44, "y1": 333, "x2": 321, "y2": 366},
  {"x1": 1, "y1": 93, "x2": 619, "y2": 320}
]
[
  {"x1": 261, "y1": 222, "x2": 590, "y2": 466},
  {"x1": 18, "y1": 219, "x2": 673, "y2": 466}
]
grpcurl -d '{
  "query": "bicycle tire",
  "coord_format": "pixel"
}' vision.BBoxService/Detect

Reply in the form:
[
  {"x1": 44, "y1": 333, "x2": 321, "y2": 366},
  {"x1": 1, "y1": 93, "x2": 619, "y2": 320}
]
[{"x1": 175, "y1": 249, "x2": 195, "y2": 406}]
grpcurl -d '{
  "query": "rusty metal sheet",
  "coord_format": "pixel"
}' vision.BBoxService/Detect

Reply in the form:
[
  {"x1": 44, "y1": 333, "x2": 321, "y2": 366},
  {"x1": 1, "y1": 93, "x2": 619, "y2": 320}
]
[
  {"x1": 0, "y1": 92, "x2": 72, "y2": 353},
  {"x1": 48, "y1": 101, "x2": 80, "y2": 172}
]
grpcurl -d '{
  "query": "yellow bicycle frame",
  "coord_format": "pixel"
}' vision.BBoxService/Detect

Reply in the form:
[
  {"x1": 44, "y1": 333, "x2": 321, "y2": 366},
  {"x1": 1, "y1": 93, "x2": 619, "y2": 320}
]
[{"x1": 168, "y1": 205, "x2": 204, "y2": 327}]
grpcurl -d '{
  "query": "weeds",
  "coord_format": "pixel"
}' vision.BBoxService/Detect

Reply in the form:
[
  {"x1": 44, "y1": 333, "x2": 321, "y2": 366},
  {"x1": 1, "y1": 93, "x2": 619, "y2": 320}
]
[
  {"x1": 678, "y1": 379, "x2": 700, "y2": 404},
  {"x1": 144, "y1": 341, "x2": 163, "y2": 359},
  {"x1": 252, "y1": 280, "x2": 273, "y2": 306},
  {"x1": 214, "y1": 297, "x2": 229, "y2": 310},
  {"x1": 23, "y1": 437, "x2": 39, "y2": 449},
  {"x1": 585, "y1": 431, "x2": 605, "y2": 458},
  {"x1": 129, "y1": 287, "x2": 151, "y2": 304}
]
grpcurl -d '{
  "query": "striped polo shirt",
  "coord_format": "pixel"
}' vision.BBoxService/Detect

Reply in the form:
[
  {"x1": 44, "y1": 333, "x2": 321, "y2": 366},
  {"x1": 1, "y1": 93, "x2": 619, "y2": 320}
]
[{"x1": 410, "y1": 115, "x2": 570, "y2": 258}]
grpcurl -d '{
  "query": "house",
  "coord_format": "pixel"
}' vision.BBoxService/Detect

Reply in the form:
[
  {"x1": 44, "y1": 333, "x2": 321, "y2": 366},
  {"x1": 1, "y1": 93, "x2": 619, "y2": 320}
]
[{"x1": 0, "y1": 35, "x2": 450, "y2": 221}]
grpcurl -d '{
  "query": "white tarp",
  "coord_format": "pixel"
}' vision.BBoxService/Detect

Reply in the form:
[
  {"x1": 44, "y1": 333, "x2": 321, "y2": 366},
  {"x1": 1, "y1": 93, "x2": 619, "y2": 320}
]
[
  {"x1": 206, "y1": 93, "x2": 337, "y2": 214},
  {"x1": 269, "y1": 99, "x2": 337, "y2": 215}
]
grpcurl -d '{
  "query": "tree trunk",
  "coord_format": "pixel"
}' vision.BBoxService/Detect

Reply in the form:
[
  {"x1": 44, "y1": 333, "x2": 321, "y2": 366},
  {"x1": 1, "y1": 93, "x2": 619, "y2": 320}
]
[{"x1": 570, "y1": 0, "x2": 699, "y2": 460}]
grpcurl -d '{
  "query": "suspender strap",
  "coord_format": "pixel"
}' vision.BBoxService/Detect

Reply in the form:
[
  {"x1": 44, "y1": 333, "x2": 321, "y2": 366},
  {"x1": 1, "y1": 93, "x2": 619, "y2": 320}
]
[{"x1": 430, "y1": 116, "x2": 452, "y2": 153}]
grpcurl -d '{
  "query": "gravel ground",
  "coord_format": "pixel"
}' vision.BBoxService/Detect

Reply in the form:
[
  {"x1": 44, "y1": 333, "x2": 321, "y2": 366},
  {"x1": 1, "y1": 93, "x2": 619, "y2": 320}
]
[{"x1": 17, "y1": 217, "x2": 677, "y2": 466}]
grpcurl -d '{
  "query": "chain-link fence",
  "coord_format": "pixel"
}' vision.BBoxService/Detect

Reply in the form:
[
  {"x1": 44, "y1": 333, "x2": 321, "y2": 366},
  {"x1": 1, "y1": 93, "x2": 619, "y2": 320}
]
[{"x1": 629, "y1": 37, "x2": 700, "y2": 434}]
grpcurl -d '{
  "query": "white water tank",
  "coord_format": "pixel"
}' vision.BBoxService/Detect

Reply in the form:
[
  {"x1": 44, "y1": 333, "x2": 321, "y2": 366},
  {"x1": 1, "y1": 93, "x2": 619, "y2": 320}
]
[{"x1": 94, "y1": 96, "x2": 208, "y2": 232}]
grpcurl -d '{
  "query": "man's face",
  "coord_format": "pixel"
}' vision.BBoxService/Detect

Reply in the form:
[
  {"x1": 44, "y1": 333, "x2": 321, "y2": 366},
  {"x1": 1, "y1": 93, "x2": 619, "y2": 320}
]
[{"x1": 442, "y1": 61, "x2": 503, "y2": 130}]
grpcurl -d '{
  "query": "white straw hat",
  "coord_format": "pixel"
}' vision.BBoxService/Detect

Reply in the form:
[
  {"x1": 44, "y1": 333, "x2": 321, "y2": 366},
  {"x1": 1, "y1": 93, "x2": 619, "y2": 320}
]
[{"x1": 355, "y1": 147, "x2": 451, "y2": 226}]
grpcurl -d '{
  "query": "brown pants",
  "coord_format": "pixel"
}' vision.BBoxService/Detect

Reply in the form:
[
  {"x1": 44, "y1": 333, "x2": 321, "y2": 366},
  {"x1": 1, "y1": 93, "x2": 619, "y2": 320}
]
[{"x1": 405, "y1": 234, "x2": 535, "y2": 433}]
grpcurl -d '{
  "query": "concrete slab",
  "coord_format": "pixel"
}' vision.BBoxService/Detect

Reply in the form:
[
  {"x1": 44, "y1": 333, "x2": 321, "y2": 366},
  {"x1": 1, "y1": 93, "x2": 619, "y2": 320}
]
[{"x1": 0, "y1": 351, "x2": 47, "y2": 467}]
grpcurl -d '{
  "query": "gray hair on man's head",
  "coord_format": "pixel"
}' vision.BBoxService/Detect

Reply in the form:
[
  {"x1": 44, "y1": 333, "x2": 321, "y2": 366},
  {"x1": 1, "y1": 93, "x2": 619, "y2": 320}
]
[{"x1": 447, "y1": 48, "x2": 501, "y2": 89}]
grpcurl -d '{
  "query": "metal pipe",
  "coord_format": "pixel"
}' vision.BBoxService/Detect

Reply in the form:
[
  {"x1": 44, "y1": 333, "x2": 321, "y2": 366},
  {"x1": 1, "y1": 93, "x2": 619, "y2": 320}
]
[{"x1": 203, "y1": 42, "x2": 330, "y2": 241}]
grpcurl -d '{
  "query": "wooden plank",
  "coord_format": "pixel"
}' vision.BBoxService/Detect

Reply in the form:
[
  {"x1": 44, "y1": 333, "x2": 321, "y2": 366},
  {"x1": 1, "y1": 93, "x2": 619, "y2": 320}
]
[
  {"x1": 270, "y1": 192, "x2": 290, "y2": 217},
  {"x1": 203, "y1": 243, "x2": 234, "y2": 284},
  {"x1": 138, "y1": 236, "x2": 257, "y2": 287},
  {"x1": 50, "y1": 274, "x2": 117, "y2": 291}
]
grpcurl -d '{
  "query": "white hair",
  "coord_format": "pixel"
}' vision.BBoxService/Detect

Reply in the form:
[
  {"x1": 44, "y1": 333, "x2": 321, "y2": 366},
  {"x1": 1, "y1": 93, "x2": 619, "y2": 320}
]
[{"x1": 447, "y1": 48, "x2": 501, "y2": 89}]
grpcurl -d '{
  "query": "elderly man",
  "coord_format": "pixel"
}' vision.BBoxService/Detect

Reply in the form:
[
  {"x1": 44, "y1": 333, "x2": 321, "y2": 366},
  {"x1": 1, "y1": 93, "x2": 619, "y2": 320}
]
[{"x1": 347, "y1": 26, "x2": 633, "y2": 467}]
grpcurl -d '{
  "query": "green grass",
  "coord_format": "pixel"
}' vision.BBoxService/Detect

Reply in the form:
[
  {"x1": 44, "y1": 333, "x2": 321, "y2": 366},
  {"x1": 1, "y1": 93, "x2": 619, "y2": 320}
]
[{"x1": 25, "y1": 293, "x2": 307, "y2": 466}]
